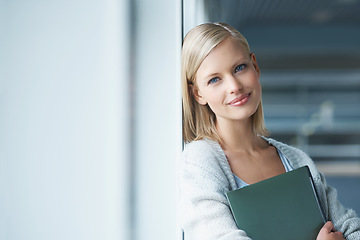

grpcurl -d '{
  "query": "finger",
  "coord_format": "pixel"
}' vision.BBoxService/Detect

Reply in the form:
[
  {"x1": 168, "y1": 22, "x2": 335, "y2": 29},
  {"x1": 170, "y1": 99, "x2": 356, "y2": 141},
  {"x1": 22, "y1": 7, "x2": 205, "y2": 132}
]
[
  {"x1": 333, "y1": 231, "x2": 344, "y2": 238},
  {"x1": 322, "y1": 221, "x2": 335, "y2": 233},
  {"x1": 317, "y1": 222, "x2": 331, "y2": 238}
]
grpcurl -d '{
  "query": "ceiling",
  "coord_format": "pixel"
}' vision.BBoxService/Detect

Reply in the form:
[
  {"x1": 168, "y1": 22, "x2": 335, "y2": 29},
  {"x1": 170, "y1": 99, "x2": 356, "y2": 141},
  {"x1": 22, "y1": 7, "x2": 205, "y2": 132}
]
[
  {"x1": 200, "y1": 0, "x2": 360, "y2": 70},
  {"x1": 206, "y1": 0, "x2": 360, "y2": 26}
]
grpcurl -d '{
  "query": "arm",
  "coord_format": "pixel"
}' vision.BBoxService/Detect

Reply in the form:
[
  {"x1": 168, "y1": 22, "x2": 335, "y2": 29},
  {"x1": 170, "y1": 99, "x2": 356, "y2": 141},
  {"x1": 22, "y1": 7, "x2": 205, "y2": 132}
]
[
  {"x1": 317, "y1": 172, "x2": 360, "y2": 240},
  {"x1": 179, "y1": 144, "x2": 251, "y2": 240}
]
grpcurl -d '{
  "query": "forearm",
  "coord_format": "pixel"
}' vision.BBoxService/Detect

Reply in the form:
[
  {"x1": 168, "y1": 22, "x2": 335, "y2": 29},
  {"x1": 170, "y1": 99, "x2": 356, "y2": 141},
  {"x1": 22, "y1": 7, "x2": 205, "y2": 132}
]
[{"x1": 318, "y1": 173, "x2": 360, "y2": 239}]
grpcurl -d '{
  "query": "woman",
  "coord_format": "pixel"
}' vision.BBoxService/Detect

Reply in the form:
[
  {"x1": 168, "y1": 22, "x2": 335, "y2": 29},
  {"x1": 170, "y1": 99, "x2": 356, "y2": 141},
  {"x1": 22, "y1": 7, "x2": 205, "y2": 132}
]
[{"x1": 179, "y1": 22, "x2": 360, "y2": 239}]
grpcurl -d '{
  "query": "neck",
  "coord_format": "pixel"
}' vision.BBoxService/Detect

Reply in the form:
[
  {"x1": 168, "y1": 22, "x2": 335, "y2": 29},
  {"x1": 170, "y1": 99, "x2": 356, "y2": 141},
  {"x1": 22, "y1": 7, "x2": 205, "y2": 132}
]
[{"x1": 216, "y1": 118, "x2": 264, "y2": 153}]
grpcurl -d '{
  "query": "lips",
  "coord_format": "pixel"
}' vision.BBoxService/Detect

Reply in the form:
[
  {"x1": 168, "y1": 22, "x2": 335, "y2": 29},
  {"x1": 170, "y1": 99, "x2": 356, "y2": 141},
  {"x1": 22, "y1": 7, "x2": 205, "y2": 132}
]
[{"x1": 228, "y1": 93, "x2": 250, "y2": 106}]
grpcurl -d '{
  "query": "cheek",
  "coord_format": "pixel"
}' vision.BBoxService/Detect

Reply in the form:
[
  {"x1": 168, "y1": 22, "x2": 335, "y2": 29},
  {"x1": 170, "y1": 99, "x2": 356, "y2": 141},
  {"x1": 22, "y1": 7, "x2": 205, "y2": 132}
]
[
  {"x1": 204, "y1": 92, "x2": 224, "y2": 112},
  {"x1": 253, "y1": 82, "x2": 262, "y2": 105},
  {"x1": 249, "y1": 74, "x2": 262, "y2": 94},
  {"x1": 206, "y1": 96, "x2": 223, "y2": 109},
  {"x1": 256, "y1": 81, "x2": 262, "y2": 95},
  {"x1": 202, "y1": 87, "x2": 224, "y2": 103}
]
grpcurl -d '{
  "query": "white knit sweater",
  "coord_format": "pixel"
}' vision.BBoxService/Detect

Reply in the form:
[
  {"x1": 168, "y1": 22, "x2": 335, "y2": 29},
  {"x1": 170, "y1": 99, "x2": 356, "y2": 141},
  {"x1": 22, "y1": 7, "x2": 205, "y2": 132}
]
[{"x1": 178, "y1": 138, "x2": 360, "y2": 239}]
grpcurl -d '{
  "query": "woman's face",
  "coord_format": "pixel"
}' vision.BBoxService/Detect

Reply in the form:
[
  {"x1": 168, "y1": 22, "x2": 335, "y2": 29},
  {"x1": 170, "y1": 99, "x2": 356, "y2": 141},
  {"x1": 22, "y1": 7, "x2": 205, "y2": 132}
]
[{"x1": 194, "y1": 37, "x2": 261, "y2": 125}]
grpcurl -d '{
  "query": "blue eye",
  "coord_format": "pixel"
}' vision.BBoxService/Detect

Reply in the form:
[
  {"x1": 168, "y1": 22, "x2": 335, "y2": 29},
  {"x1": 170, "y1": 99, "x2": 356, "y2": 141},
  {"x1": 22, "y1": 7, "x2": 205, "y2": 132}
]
[
  {"x1": 208, "y1": 77, "x2": 220, "y2": 84},
  {"x1": 235, "y1": 64, "x2": 246, "y2": 72}
]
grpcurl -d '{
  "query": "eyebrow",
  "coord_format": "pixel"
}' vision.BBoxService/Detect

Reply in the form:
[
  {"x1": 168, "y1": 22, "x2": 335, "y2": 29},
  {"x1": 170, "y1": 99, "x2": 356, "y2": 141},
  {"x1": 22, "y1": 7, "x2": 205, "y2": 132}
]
[
  {"x1": 197, "y1": 72, "x2": 219, "y2": 85},
  {"x1": 231, "y1": 57, "x2": 248, "y2": 69},
  {"x1": 199, "y1": 57, "x2": 249, "y2": 81},
  {"x1": 202, "y1": 72, "x2": 219, "y2": 80}
]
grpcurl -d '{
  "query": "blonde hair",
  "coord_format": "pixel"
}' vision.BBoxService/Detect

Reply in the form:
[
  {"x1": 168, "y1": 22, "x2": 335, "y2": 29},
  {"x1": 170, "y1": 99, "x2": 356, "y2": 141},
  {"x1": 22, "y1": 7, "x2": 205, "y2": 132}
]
[{"x1": 182, "y1": 22, "x2": 269, "y2": 143}]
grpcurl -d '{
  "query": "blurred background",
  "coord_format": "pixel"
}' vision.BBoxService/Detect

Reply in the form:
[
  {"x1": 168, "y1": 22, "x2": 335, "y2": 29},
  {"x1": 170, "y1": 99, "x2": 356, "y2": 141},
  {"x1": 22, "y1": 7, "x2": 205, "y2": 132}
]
[
  {"x1": 0, "y1": 0, "x2": 181, "y2": 240},
  {"x1": 1, "y1": 0, "x2": 359, "y2": 240},
  {"x1": 184, "y1": 0, "x2": 360, "y2": 214}
]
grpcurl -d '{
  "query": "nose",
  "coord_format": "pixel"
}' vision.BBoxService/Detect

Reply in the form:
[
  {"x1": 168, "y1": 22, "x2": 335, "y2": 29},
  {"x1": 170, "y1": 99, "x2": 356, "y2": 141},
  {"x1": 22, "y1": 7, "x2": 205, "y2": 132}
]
[{"x1": 227, "y1": 75, "x2": 242, "y2": 94}]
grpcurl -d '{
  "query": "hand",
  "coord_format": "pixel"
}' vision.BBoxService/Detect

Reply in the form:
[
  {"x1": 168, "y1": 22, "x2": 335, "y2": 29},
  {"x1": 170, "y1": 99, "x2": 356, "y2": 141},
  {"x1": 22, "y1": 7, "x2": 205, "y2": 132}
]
[{"x1": 316, "y1": 221, "x2": 345, "y2": 240}]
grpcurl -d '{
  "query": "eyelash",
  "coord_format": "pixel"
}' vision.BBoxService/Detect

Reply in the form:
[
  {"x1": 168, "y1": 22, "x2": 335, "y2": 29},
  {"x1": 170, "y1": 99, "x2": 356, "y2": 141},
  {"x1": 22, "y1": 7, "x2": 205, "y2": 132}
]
[
  {"x1": 208, "y1": 77, "x2": 220, "y2": 85},
  {"x1": 207, "y1": 64, "x2": 247, "y2": 85},
  {"x1": 235, "y1": 64, "x2": 247, "y2": 72}
]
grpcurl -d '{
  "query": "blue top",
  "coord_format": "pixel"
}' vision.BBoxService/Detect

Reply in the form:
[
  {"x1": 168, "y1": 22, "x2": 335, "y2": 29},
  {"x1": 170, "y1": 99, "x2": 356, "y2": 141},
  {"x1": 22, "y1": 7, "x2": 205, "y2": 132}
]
[{"x1": 233, "y1": 148, "x2": 293, "y2": 189}]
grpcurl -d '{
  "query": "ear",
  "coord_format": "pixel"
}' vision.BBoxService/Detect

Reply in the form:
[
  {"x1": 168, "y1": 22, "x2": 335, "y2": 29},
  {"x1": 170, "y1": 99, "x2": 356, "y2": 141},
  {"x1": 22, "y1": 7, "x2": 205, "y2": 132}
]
[
  {"x1": 250, "y1": 53, "x2": 261, "y2": 78},
  {"x1": 191, "y1": 84, "x2": 207, "y2": 105}
]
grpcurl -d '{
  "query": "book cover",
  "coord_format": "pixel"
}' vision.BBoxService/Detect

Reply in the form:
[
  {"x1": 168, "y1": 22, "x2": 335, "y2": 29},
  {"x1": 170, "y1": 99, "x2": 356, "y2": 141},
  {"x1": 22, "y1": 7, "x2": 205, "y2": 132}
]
[{"x1": 226, "y1": 166, "x2": 326, "y2": 240}]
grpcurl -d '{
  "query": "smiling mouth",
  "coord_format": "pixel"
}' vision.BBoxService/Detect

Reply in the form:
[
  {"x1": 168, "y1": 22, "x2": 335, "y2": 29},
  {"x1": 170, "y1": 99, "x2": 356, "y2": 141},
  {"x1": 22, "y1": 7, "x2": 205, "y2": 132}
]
[{"x1": 228, "y1": 93, "x2": 250, "y2": 106}]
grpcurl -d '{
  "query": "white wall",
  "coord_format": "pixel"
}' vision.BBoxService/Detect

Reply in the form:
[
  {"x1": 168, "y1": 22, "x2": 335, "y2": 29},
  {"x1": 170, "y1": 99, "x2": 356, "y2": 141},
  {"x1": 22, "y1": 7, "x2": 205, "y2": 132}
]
[
  {"x1": 132, "y1": 0, "x2": 182, "y2": 239},
  {"x1": 0, "y1": 0, "x2": 130, "y2": 239},
  {"x1": 0, "y1": 0, "x2": 181, "y2": 239}
]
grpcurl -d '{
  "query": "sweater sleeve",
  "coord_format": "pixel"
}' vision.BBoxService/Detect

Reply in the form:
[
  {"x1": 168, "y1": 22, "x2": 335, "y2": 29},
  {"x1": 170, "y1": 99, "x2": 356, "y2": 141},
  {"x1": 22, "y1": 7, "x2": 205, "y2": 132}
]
[
  {"x1": 318, "y1": 172, "x2": 360, "y2": 240},
  {"x1": 179, "y1": 141, "x2": 251, "y2": 240}
]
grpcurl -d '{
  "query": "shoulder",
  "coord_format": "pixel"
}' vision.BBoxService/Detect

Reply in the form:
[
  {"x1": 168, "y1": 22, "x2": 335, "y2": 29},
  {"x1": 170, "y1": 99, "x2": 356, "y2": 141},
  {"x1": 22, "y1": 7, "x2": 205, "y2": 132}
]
[
  {"x1": 182, "y1": 138, "x2": 223, "y2": 164},
  {"x1": 183, "y1": 138, "x2": 219, "y2": 154},
  {"x1": 263, "y1": 137, "x2": 311, "y2": 162},
  {"x1": 181, "y1": 138, "x2": 234, "y2": 184},
  {"x1": 263, "y1": 137, "x2": 322, "y2": 180}
]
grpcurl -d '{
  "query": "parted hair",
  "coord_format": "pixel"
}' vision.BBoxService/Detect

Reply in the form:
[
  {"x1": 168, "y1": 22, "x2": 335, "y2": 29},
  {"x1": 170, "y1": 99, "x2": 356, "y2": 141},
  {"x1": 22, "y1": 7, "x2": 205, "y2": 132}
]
[{"x1": 182, "y1": 22, "x2": 269, "y2": 143}]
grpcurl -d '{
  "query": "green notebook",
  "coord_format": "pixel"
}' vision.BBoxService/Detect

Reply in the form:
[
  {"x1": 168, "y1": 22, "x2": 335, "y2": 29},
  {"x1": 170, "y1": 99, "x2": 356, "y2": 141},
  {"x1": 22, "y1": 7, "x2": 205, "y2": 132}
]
[{"x1": 226, "y1": 166, "x2": 326, "y2": 240}]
